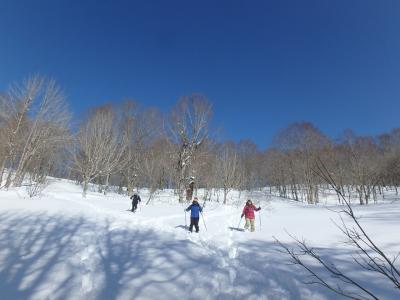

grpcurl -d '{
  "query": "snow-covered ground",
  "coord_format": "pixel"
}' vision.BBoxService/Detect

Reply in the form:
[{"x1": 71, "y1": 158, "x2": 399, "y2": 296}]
[{"x1": 0, "y1": 179, "x2": 399, "y2": 299}]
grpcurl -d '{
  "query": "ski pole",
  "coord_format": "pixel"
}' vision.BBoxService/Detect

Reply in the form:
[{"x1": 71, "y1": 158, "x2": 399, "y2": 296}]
[
  {"x1": 258, "y1": 210, "x2": 262, "y2": 231},
  {"x1": 185, "y1": 210, "x2": 187, "y2": 229},
  {"x1": 237, "y1": 217, "x2": 242, "y2": 229},
  {"x1": 200, "y1": 212, "x2": 208, "y2": 232}
]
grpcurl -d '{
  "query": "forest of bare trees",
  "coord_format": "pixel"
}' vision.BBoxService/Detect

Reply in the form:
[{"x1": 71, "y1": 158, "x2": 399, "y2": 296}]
[
  {"x1": 0, "y1": 76, "x2": 70, "y2": 195},
  {"x1": 1, "y1": 75, "x2": 400, "y2": 202}
]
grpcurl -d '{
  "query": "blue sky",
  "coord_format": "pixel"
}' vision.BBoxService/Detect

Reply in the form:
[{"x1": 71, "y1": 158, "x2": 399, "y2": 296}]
[{"x1": 1, "y1": 0, "x2": 399, "y2": 148}]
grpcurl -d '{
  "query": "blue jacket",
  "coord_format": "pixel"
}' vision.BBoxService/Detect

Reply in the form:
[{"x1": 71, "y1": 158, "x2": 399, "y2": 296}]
[{"x1": 186, "y1": 202, "x2": 202, "y2": 218}]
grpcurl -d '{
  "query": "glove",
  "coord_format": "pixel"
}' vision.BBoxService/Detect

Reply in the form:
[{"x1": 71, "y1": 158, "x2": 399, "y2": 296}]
[
  {"x1": 184, "y1": 209, "x2": 187, "y2": 212},
  {"x1": 241, "y1": 214, "x2": 244, "y2": 218},
  {"x1": 258, "y1": 207, "x2": 261, "y2": 210}
]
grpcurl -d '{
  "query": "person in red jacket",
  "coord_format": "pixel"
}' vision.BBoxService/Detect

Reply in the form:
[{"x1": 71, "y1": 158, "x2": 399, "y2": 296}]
[{"x1": 241, "y1": 199, "x2": 261, "y2": 232}]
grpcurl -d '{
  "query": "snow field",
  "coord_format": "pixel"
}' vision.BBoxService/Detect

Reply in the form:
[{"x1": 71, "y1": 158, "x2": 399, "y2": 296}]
[{"x1": 0, "y1": 179, "x2": 399, "y2": 299}]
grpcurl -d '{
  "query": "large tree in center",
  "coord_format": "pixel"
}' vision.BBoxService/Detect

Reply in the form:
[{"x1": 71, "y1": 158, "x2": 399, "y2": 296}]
[{"x1": 169, "y1": 94, "x2": 212, "y2": 202}]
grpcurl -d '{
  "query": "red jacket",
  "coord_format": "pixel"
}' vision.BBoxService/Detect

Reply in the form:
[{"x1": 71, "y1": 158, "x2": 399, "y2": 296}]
[{"x1": 242, "y1": 204, "x2": 260, "y2": 219}]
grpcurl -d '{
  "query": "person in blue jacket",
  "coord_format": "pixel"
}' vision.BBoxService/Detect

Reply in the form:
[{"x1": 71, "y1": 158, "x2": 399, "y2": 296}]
[{"x1": 185, "y1": 197, "x2": 203, "y2": 233}]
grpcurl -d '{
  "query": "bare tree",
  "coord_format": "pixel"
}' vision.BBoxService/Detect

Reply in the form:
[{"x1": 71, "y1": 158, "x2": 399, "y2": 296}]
[
  {"x1": 0, "y1": 75, "x2": 70, "y2": 188},
  {"x1": 71, "y1": 105, "x2": 127, "y2": 197},
  {"x1": 191, "y1": 138, "x2": 217, "y2": 200},
  {"x1": 140, "y1": 142, "x2": 168, "y2": 205},
  {"x1": 379, "y1": 129, "x2": 400, "y2": 195},
  {"x1": 341, "y1": 132, "x2": 382, "y2": 205},
  {"x1": 216, "y1": 142, "x2": 242, "y2": 204},
  {"x1": 237, "y1": 140, "x2": 262, "y2": 192},
  {"x1": 271, "y1": 122, "x2": 331, "y2": 204},
  {"x1": 168, "y1": 94, "x2": 212, "y2": 202},
  {"x1": 119, "y1": 100, "x2": 142, "y2": 195},
  {"x1": 120, "y1": 101, "x2": 163, "y2": 195}
]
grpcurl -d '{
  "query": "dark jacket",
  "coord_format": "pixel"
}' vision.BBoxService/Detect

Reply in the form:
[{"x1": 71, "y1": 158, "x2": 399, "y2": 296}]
[
  {"x1": 186, "y1": 202, "x2": 202, "y2": 218},
  {"x1": 130, "y1": 194, "x2": 141, "y2": 203}
]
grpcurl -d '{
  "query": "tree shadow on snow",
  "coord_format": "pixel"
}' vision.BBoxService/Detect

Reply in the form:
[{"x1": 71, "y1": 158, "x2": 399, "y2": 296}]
[
  {"x1": 0, "y1": 212, "x2": 230, "y2": 299},
  {"x1": 0, "y1": 211, "x2": 86, "y2": 299},
  {"x1": 0, "y1": 211, "x2": 398, "y2": 300},
  {"x1": 225, "y1": 239, "x2": 399, "y2": 300}
]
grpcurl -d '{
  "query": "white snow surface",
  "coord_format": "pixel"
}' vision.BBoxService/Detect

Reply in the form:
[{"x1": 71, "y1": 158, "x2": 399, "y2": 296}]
[{"x1": 0, "y1": 179, "x2": 399, "y2": 300}]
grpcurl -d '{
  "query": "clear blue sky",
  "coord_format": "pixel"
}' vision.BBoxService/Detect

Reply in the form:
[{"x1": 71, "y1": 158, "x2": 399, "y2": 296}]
[{"x1": 1, "y1": 0, "x2": 399, "y2": 148}]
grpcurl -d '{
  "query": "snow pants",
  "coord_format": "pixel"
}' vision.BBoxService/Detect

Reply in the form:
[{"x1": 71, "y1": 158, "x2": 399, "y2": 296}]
[
  {"x1": 189, "y1": 217, "x2": 200, "y2": 232},
  {"x1": 131, "y1": 201, "x2": 138, "y2": 212},
  {"x1": 244, "y1": 218, "x2": 255, "y2": 232}
]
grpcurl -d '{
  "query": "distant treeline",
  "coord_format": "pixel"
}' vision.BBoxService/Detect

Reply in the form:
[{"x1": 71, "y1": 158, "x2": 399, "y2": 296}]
[{"x1": 1, "y1": 75, "x2": 399, "y2": 203}]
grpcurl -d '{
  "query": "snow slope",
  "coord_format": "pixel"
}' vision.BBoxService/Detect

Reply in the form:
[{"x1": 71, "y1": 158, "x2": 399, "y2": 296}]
[{"x1": 0, "y1": 179, "x2": 399, "y2": 300}]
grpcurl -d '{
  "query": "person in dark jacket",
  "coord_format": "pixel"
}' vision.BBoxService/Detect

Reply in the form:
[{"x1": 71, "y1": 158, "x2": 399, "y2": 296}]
[
  {"x1": 130, "y1": 192, "x2": 141, "y2": 212},
  {"x1": 185, "y1": 197, "x2": 203, "y2": 233}
]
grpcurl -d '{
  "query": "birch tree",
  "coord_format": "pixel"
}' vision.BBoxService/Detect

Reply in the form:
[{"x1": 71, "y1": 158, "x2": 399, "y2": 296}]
[{"x1": 0, "y1": 76, "x2": 70, "y2": 188}]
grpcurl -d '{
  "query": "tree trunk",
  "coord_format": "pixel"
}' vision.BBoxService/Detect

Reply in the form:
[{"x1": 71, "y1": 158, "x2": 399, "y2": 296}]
[
  {"x1": 357, "y1": 187, "x2": 364, "y2": 205},
  {"x1": 223, "y1": 188, "x2": 228, "y2": 205},
  {"x1": 103, "y1": 173, "x2": 110, "y2": 195},
  {"x1": 178, "y1": 166, "x2": 186, "y2": 203},
  {"x1": 82, "y1": 177, "x2": 89, "y2": 197},
  {"x1": 13, "y1": 164, "x2": 28, "y2": 187},
  {"x1": 5, "y1": 166, "x2": 14, "y2": 188},
  {"x1": 0, "y1": 160, "x2": 5, "y2": 186}
]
